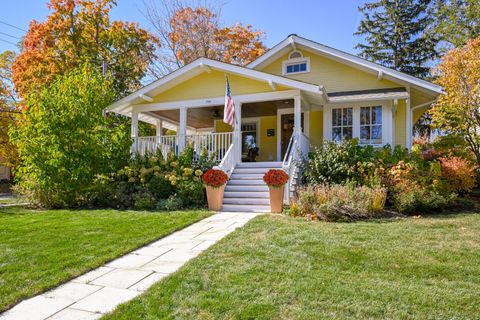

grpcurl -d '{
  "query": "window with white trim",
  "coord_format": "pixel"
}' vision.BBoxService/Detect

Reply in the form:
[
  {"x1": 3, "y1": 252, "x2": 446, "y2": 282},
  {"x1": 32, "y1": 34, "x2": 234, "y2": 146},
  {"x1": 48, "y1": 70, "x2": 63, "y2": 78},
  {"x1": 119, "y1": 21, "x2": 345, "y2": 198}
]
[
  {"x1": 360, "y1": 106, "x2": 382, "y2": 145},
  {"x1": 331, "y1": 107, "x2": 353, "y2": 142},
  {"x1": 283, "y1": 51, "x2": 310, "y2": 75}
]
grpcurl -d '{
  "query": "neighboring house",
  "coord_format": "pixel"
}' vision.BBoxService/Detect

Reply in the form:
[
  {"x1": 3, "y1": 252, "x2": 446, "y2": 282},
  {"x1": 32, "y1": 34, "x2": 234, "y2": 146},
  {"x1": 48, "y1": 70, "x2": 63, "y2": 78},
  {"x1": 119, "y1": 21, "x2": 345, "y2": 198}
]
[{"x1": 108, "y1": 34, "x2": 442, "y2": 211}]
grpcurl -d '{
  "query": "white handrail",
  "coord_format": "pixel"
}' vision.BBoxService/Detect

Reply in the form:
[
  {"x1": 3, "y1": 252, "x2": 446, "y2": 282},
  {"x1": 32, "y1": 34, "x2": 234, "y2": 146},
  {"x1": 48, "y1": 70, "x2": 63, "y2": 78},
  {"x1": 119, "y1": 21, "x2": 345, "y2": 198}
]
[
  {"x1": 214, "y1": 143, "x2": 235, "y2": 177},
  {"x1": 282, "y1": 131, "x2": 310, "y2": 204}
]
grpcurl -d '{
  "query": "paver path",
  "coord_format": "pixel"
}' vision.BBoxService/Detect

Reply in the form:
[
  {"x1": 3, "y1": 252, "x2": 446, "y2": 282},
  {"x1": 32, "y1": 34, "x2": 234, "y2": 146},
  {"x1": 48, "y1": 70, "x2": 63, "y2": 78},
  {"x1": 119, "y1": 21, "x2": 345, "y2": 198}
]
[{"x1": 0, "y1": 212, "x2": 262, "y2": 320}]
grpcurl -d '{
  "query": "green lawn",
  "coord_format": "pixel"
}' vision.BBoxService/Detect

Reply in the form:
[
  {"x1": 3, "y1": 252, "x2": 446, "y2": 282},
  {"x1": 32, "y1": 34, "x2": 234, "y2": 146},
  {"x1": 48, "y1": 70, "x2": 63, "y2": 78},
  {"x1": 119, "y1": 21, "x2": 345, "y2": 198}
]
[
  {"x1": 104, "y1": 212, "x2": 480, "y2": 320},
  {"x1": 0, "y1": 207, "x2": 210, "y2": 312}
]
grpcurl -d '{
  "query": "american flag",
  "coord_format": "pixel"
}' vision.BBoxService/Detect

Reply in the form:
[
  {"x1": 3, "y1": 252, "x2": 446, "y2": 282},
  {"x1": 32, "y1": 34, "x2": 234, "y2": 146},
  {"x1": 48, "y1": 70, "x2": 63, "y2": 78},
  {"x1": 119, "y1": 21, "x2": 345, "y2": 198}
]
[{"x1": 223, "y1": 77, "x2": 236, "y2": 128}]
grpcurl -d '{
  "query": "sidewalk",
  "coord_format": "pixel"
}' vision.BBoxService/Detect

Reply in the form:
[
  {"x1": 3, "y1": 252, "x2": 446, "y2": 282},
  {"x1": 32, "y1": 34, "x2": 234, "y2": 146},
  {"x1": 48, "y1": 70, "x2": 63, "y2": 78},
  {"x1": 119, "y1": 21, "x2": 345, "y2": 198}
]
[{"x1": 0, "y1": 212, "x2": 262, "y2": 320}]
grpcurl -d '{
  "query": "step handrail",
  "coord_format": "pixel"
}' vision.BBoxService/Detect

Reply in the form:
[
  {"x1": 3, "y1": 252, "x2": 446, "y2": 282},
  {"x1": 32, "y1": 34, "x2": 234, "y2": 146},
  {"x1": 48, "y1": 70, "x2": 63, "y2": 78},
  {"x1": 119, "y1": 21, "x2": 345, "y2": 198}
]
[{"x1": 214, "y1": 143, "x2": 235, "y2": 177}]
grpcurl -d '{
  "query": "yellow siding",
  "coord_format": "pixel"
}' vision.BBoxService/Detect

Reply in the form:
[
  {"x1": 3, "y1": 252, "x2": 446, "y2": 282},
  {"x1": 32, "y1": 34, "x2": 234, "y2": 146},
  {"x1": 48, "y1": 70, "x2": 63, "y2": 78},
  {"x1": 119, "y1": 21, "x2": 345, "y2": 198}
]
[
  {"x1": 258, "y1": 116, "x2": 277, "y2": 161},
  {"x1": 413, "y1": 106, "x2": 429, "y2": 124},
  {"x1": 260, "y1": 51, "x2": 400, "y2": 92},
  {"x1": 148, "y1": 70, "x2": 290, "y2": 103},
  {"x1": 309, "y1": 111, "x2": 323, "y2": 148},
  {"x1": 394, "y1": 100, "x2": 407, "y2": 148}
]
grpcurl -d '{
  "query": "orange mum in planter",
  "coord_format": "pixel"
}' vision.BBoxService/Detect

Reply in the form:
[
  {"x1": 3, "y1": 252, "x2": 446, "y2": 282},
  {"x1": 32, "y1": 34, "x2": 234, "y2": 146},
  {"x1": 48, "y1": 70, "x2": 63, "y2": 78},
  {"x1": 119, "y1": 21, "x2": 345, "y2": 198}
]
[
  {"x1": 263, "y1": 169, "x2": 289, "y2": 188},
  {"x1": 202, "y1": 169, "x2": 228, "y2": 188}
]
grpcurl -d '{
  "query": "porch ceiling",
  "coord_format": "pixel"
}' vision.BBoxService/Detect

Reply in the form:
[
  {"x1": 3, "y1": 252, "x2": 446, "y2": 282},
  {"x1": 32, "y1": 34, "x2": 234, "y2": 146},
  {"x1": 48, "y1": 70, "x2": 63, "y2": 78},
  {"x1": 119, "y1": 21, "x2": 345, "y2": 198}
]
[{"x1": 151, "y1": 99, "x2": 295, "y2": 129}]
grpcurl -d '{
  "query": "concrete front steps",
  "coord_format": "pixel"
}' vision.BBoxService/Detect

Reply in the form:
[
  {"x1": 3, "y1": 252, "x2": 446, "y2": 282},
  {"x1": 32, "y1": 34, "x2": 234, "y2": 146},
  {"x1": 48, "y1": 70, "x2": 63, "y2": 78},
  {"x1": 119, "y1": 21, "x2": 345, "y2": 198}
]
[{"x1": 222, "y1": 162, "x2": 282, "y2": 212}]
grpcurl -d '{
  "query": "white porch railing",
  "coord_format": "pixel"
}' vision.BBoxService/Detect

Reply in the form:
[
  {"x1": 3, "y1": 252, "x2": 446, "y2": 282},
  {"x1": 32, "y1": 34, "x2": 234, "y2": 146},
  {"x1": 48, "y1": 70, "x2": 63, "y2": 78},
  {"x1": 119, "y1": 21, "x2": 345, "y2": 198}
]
[
  {"x1": 282, "y1": 131, "x2": 310, "y2": 204},
  {"x1": 133, "y1": 132, "x2": 233, "y2": 162},
  {"x1": 134, "y1": 135, "x2": 178, "y2": 158},
  {"x1": 185, "y1": 132, "x2": 232, "y2": 162}
]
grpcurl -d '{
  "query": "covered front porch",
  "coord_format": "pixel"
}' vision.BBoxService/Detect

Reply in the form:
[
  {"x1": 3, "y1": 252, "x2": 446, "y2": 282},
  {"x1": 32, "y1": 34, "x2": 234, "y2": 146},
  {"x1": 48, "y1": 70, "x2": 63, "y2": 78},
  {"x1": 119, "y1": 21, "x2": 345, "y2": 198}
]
[{"x1": 130, "y1": 90, "x2": 310, "y2": 165}]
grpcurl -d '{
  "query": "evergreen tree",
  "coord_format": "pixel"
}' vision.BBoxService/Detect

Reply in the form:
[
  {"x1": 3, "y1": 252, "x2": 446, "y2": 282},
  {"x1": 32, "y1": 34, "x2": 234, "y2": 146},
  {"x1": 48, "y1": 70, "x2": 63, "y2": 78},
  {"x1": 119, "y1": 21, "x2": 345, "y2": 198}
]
[
  {"x1": 432, "y1": 0, "x2": 480, "y2": 52},
  {"x1": 355, "y1": 0, "x2": 438, "y2": 78}
]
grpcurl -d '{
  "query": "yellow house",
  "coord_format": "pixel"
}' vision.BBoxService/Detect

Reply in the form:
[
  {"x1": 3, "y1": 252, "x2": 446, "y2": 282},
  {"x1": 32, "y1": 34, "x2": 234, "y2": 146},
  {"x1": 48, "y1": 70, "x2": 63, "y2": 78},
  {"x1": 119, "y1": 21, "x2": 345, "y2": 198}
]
[{"x1": 108, "y1": 35, "x2": 442, "y2": 211}]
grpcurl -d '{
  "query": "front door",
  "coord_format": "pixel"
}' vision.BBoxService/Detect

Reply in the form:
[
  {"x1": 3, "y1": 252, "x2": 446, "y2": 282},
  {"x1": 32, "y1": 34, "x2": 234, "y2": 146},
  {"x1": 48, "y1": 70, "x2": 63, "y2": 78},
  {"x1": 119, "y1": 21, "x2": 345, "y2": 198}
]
[{"x1": 280, "y1": 113, "x2": 304, "y2": 159}]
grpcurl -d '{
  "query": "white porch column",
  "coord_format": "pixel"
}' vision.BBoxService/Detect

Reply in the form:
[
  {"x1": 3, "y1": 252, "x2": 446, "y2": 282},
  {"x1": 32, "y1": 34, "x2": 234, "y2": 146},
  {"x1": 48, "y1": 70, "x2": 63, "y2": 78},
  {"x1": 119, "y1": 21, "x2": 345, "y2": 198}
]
[
  {"x1": 178, "y1": 107, "x2": 187, "y2": 153},
  {"x1": 131, "y1": 110, "x2": 139, "y2": 153},
  {"x1": 293, "y1": 95, "x2": 302, "y2": 134},
  {"x1": 155, "y1": 119, "x2": 163, "y2": 136},
  {"x1": 233, "y1": 102, "x2": 242, "y2": 163}
]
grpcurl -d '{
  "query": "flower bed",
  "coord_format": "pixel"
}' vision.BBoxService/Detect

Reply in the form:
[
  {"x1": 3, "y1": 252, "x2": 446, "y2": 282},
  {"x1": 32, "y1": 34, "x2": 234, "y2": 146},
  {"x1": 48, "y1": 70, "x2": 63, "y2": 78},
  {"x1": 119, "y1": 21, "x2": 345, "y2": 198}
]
[
  {"x1": 92, "y1": 147, "x2": 216, "y2": 210},
  {"x1": 298, "y1": 138, "x2": 478, "y2": 219}
]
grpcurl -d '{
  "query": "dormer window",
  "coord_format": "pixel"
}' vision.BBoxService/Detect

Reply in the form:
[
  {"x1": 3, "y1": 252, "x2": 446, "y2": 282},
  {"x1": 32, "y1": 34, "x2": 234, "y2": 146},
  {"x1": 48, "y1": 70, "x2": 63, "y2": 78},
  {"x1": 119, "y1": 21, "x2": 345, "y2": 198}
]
[{"x1": 282, "y1": 50, "x2": 310, "y2": 75}]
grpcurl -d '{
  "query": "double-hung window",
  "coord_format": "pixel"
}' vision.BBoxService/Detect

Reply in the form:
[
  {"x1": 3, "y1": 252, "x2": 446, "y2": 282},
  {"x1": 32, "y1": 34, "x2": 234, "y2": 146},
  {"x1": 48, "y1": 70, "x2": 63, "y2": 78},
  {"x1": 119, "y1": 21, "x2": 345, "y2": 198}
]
[
  {"x1": 329, "y1": 105, "x2": 385, "y2": 145},
  {"x1": 331, "y1": 107, "x2": 353, "y2": 142},
  {"x1": 360, "y1": 106, "x2": 382, "y2": 145}
]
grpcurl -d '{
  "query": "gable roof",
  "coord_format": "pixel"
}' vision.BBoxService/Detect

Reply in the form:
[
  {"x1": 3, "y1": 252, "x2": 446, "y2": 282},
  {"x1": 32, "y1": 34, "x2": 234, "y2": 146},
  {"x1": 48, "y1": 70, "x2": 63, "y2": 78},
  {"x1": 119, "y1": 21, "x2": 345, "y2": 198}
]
[
  {"x1": 108, "y1": 57, "x2": 325, "y2": 114},
  {"x1": 247, "y1": 34, "x2": 443, "y2": 96}
]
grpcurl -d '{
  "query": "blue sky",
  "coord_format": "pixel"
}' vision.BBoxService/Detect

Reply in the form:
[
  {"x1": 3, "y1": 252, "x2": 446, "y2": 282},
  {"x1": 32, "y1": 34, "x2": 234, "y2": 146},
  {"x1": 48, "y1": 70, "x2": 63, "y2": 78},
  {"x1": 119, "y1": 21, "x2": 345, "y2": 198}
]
[{"x1": 0, "y1": 0, "x2": 368, "y2": 54}]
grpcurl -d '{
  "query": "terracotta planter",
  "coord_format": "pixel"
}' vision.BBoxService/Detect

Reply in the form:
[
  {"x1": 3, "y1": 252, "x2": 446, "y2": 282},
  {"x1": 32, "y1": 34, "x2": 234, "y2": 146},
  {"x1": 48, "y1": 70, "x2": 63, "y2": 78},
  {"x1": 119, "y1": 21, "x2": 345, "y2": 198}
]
[
  {"x1": 268, "y1": 185, "x2": 285, "y2": 213},
  {"x1": 205, "y1": 184, "x2": 225, "y2": 211}
]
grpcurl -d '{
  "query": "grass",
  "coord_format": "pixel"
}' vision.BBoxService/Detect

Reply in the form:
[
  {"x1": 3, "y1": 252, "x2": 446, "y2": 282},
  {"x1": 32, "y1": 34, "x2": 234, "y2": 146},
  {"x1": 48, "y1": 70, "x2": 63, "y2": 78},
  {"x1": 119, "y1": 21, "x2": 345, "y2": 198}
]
[
  {"x1": 104, "y1": 212, "x2": 480, "y2": 320},
  {"x1": 0, "y1": 207, "x2": 210, "y2": 312}
]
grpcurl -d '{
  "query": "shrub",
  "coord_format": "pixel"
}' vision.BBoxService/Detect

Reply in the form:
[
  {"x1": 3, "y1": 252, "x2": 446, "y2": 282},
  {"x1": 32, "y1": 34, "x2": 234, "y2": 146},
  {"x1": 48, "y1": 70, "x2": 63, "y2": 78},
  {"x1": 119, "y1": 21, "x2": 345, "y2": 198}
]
[
  {"x1": 146, "y1": 174, "x2": 174, "y2": 199},
  {"x1": 391, "y1": 184, "x2": 455, "y2": 214},
  {"x1": 91, "y1": 146, "x2": 211, "y2": 210},
  {"x1": 295, "y1": 184, "x2": 387, "y2": 221},
  {"x1": 263, "y1": 169, "x2": 289, "y2": 187},
  {"x1": 158, "y1": 195, "x2": 184, "y2": 211},
  {"x1": 202, "y1": 169, "x2": 228, "y2": 187},
  {"x1": 176, "y1": 180, "x2": 205, "y2": 207},
  {"x1": 132, "y1": 190, "x2": 157, "y2": 210},
  {"x1": 304, "y1": 139, "x2": 409, "y2": 186},
  {"x1": 439, "y1": 157, "x2": 477, "y2": 194},
  {"x1": 12, "y1": 65, "x2": 130, "y2": 208}
]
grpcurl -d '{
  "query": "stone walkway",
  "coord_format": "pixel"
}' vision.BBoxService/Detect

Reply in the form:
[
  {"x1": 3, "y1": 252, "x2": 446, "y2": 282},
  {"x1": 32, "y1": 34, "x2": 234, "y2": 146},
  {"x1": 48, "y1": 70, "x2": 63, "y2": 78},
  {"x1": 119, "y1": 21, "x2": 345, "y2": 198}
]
[{"x1": 0, "y1": 212, "x2": 262, "y2": 320}]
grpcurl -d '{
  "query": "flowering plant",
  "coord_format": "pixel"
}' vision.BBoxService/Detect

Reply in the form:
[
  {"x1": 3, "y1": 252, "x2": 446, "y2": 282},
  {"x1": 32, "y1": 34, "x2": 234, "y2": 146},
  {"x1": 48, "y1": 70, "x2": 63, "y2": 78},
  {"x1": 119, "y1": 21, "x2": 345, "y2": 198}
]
[
  {"x1": 263, "y1": 169, "x2": 289, "y2": 188},
  {"x1": 202, "y1": 169, "x2": 228, "y2": 188}
]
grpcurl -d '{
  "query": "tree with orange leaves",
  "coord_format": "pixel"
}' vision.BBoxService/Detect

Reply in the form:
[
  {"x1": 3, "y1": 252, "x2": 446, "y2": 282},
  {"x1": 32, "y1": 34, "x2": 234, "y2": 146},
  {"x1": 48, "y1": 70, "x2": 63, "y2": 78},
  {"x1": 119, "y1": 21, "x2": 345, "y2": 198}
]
[
  {"x1": 12, "y1": 0, "x2": 158, "y2": 99},
  {"x1": 0, "y1": 50, "x2": 19, "y2": 169},
  {"x1": 430, "y1": 37, "x2": 480, "y2": 166},
  {"x1": 143, "y1": 1, "x2": 266, "y2": 77}
]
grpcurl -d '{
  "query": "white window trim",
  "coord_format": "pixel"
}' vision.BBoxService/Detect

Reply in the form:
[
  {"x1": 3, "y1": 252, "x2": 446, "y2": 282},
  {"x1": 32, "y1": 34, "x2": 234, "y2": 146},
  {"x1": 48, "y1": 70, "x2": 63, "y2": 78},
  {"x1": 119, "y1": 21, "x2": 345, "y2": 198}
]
[
  {"x1": 282, "y1": 57, "x2": 311, "y2": 76},
  {"x1": 323, "y1": 101, "x2": 393, "y2": 147}
]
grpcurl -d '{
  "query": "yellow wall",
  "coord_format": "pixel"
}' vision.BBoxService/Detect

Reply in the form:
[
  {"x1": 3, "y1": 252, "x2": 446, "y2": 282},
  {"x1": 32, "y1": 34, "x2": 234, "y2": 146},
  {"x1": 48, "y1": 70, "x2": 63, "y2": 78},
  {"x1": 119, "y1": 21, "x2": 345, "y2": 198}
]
[
  {"x1": 259, "y1": 116, "x2": 277, "y2": 161},
  {"x1": 309, "y1": 111, "x2": 323, "y2": 148},
  {"x1": 260, "y1": 51, "x2": 400, "y2": 92},
  {"x1": 147, "y1": 70, "x2": 290, "y2": 103},
  {"x1": 394, "y1": 100, "x2": 407, "y2": 148}
]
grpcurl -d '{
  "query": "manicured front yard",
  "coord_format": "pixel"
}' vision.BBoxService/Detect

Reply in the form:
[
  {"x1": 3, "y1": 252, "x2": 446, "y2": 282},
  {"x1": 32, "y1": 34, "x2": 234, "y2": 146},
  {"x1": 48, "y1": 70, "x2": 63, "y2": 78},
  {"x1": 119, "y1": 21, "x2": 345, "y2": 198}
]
[
  {"x1": 105, "y1": 212, "x2": 480, "y2": 320},
  {"x1": 0, "y1": 207, "x2": 210, "y2": 312}
]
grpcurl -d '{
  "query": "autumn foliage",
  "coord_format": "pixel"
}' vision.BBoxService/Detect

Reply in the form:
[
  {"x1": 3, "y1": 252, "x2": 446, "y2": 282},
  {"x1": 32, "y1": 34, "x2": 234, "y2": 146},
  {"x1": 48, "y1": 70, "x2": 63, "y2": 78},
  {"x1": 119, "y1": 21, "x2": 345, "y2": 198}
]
[
  {"x1": 12, "y1": 0, "x2": 158, "y2": 99},
  {"x1": 439, "y1": 157, "x2": 477, "y2": 194},
  {"x1": 168, "y1": 7, "x2": 266, "y2": 67},
  {"x1": 263, "y1": 169, "x2": 289, "y2": 188},
  {"x1": 430, "y1": 37, "x2": 480, "y2": 166},
  {"x1": 202, "y1": 169, "x2": 228, "y2": 188}
]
